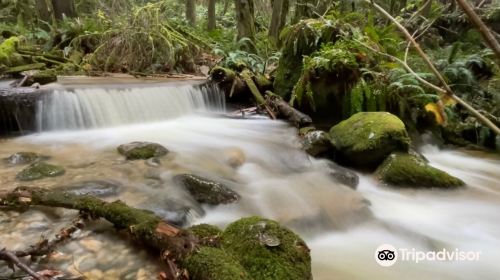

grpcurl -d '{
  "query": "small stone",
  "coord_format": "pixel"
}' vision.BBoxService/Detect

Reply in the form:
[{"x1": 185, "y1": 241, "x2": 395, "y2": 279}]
[
  {"x1": 173, "y1": 174, "x2": 240, "y2": 205},
  {"x1": 223, "y1": 147, "x2": 246, "y2": 168},
  {"x1": 16, "y1": 162, "x2": 65, "y2": 181},
  {"x1": 117, "y1": 142, "x2": 169, "y2": 160},
  {"x1": 4, "y1": 152, "x2": 48, "y2": 165},
  {"x1": 258, "y1": 233, "x2": 281, "y2": 247},
  {"x1": 80, "y1": 239, "x2": 103, "y2": 253}
]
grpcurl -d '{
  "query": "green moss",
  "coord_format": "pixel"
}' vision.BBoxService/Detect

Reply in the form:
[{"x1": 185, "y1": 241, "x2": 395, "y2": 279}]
[
  {"x1": 274, "y1": 19, "x2": 340, "y2": 98},
  {"x1": 188, "y1": 224, "x2": 222, "y2": 239},
  {"x1": 184, "y1": 247, "x2": 251, "y2": 280},
  {"x1": 117, "y1": 142, "x2": 169, "y2": 160},
  {"x1": 16, "y1": 162, "x2": 65, "y2": 181},
  {"x1": 376, "y1": 153, "x2": 465, "y2": 188},
  {"x1": 5, "y1": 63, "x2": 45, "y2": 74},
  {"x1": 32, "y1": 69, "x2": 57, "y2": 85},
  {"x1": 221, "y1": 216, "x2": 312, "y2": 280},
  {"x1": 0, "y1": 37, "x2": 23, "y2": 66},
  {"x1": 329, "y1": 112, "x2": 410, "y2": 168}
]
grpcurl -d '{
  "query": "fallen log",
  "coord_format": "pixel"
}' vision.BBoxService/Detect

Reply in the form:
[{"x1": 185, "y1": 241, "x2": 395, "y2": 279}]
[
  {"x1": 5, "y1": 63, "x2": 46, "y2": 75},
  {"x1": 265, "y1": 93, "x2": 312, "y2": 126},
  {"x1": 0, "y1": 187, "x2": 312, "y2": 280}
]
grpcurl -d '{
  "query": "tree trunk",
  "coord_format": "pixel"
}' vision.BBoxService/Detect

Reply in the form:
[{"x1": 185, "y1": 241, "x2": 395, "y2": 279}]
[
  {"x1": 35, "y1": 0, "x2": 52, "y2": 23},
  {"x1": 268, "y1": 0, "x2": 289, "y2": 45},
  {"x1": 455, "y1": 0, "x2": 500, "y2": 65},
  {"x1": 235, "y1": 0, "x2": 256, "y2": 45},
  {"x1": 292, "y1": 0, "x2": 318, "y2": 23},
  {"x1": 186, "y1": 0, "x2": 196, "y2": 26},
  {"x1": 51, "y1": 0, "x2": 76, "y2": 19},
  {"x1": 208, "y1": 0, "x2": 217, "y2": 30}
]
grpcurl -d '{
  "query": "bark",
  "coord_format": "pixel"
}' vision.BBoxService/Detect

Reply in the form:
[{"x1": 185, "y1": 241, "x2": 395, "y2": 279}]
[
  {"x1": 35, "y1": 0, "x2": 52, "y2": 23},
  {"x1": 269, "y1": 0, "x2": 289, "y2": 45},
  {"x1": 51, "y1": 0, "x2": 76, "y2": 19},
  {"x1": 235, "y1": 0, "x2": 256, "y2": 42},
  {"x1": 186, "y1": 0, "x2": 196, "y2": 26},
  {"x1": 455, "y1": 0, "x2": 500, "y2": 65},
  {"x1": 208, "y1": 0, "x2": 217, "y2": 31},
  {"x1": 292, "y1": 0, "x2": 318, "y2": 23},
  {"x1": 265, "y1": 94, "x2": 313, "y2": 126}
]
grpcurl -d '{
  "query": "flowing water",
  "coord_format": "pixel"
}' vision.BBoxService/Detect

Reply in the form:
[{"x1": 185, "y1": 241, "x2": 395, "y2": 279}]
[{"x1": 0, "y1": 82, "x2": 499, "y2": 279}]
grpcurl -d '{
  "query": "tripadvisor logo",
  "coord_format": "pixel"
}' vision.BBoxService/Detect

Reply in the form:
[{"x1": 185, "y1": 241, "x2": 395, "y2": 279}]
[
  {"x1": 375, "y1": 244, "x2": 481, "y2": 267},
  {"x1": 375, "y1": 244, "x2": 398, "y2": 267}
]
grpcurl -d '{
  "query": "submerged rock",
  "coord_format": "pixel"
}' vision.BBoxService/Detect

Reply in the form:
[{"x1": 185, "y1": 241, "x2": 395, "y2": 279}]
[
  {"x1": 375, "y1": 153, "x2": 465, "y2": 188},
  {"x1": 54, "y1": 180, "x2": 121, "y2": 197},
  {"x1": 326, "y1": 162, "x2": 359, "y2": 189},
  {"x1": 4, "y1": 152, "x2": 48, "y2": 165},
  {"x1": 221, "y1": 217, "x2": 312, "y2": 280},
  {"x1": 16, "y1": 162, "x2": 65, "y2": 181},
  {"x1": 329, "y1": 112, "x2": 410, "y2": 168},
  {"x1": 302, "y1": 130, "x2": 332, "y2": 157},
  {"x1": 117, "y1": 142, "x2": 169, "y2": 160},
  {"x1": 173, "y1": 174, "x2": 239, "y2": 205}
]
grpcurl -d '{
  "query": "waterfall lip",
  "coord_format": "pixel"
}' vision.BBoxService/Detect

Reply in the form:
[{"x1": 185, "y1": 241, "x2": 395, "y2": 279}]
[
  {"x1": 36, "y1": 82, "x2": 225, "y2": 131},
  {"x1": 46, "y1": 76, "x2": 208, "y2": 90}
]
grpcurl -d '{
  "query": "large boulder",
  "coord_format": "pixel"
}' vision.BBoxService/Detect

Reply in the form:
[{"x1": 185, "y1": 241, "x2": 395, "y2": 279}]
[
  {"x1": 16, "y1": 162, "x2": 65, "y2": 181},
  {"x1": 221, "y1": 217, "x2": 312, "y2": 280},
  {"x1": 173, "y1": 174, "x2": 240, "y2": 205},
  {"x1": 117, "y1": 141, "x2": 168, "y2": 160},
  {"x1": 329, "y1": 112, "x2": 410, "y2": 168},
  {"x1": 375, "y1": 153, "x2": 465, "y2": 188}
]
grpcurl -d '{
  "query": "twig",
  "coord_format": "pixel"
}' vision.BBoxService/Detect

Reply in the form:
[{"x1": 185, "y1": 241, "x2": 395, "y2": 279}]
[
  {"x1": 0, "y1": 249, "x2": 46, "y2": 280},
  {"x1": 364, "y1": 0, "x2": 500, "y2": 135}
]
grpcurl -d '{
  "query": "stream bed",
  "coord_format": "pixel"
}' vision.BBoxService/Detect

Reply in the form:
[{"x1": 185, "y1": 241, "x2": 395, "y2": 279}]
[{"x1": 1, "y1": 82, "x2": 499, "y2": 279}]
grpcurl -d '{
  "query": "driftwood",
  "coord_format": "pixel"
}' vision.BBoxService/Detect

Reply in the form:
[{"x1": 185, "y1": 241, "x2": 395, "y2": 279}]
[{"x1": 265, "y1": 93, "x2": 312, "y2": 126}]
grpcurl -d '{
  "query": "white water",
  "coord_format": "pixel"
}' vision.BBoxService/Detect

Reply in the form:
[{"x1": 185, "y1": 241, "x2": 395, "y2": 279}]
[
  {"x1": 2, "y1": 83, "x2": 500, "y2": 279},
  {"x1": 36, "y1": 84, "x2": 224, "y2": 130}
]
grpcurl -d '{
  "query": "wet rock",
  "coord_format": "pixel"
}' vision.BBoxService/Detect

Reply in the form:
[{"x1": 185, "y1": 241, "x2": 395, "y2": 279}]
[
  {"x1": 80, "y1": 239, "x2": 104, "y2": 253},
  {"x1": 220, "y1": 216, "x2": 312, "y2": 280},
  {"x1": 326, "y1": 162, "x2": 359, "y2": 189},
  {"x1": 54, "y1": 180, "x2": 121, "y2": 197},
  {"x1": 16, "y1": 161, "x2": 65, "y2": 181},
  {"x1": 329, "y1": 112, "x2": 410, "y2": 168},
  {"x1": 117, "y1": 141, "x2": 169, "y2": 160},
  {"x1": 223, "y1": 147, "x2": 246, "y2": 168},
  {"x1": 302, "y1": 130, "x2": 332, "y2": 157},
  {"x1": 375, "y1": 153, "x2": 465, "y2": 189},
  {"x1": 173, "y1": 174, "x2": 240, "y2": 205},
  {"x1": 4, "y1": 152, "x2": 49, "y2": 165}
]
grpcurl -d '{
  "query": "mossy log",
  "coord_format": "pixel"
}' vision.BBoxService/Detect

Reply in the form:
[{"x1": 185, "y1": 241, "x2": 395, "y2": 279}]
[
  {"x1": 0, "y1": 187, "x2": 312, "y2": 280},
  {"x1": 209, "y1": 66, "x2": 247, "y2": 99},
  {"x1": 0, "y1": 186, "x2": 198, "y2": 275},
  {"x1": 5, "y1": 63, "x2": 46, "y2": 74}
]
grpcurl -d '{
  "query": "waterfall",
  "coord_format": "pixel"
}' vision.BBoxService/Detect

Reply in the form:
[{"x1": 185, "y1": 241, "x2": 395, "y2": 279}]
[{"x1": 36, "y1": 83, "x2": 224, "y2": 131}]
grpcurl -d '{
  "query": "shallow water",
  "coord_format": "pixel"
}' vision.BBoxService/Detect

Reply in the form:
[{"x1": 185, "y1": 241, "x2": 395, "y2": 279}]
[{"x1": 1, "y1": 83, "x2": 499, "y2": 279}]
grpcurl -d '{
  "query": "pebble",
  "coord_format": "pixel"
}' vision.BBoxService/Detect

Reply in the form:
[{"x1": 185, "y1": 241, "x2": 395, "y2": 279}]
[{"x1": 80, "y1": 239, "x2": 104, "y2": 252}]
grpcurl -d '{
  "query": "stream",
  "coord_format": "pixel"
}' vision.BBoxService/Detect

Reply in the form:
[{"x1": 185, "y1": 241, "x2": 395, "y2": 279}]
[{"x1": 1, "y1": 81, "x2": 499, "y2": 279}]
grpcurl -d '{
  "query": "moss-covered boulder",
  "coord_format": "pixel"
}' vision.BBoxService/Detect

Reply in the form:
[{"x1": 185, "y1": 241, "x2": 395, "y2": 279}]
[
  {"x1": 184, "y1": 247, "x2": 251, "y2": 280},
  {"x1": 221, "y1": 216, "x2": 312, "y2": 280},
  {"x1": 375, "y1": 153, "x2": 465, "y2": 188},
  {"x1": 117, "y1": 141, "x2": 169, "y2": 160},
  {"x1": 329, "y1": 112, "x2": 411, "y2": 168},
  {"x1": 16, "y1": 162, "x2": 65, "y2": 181},
  {"x1": 4, "y1": 152, "x2": 48, "y2": 165},
  {"x1": 188, "y1": 224, "x2": 222, "y2": 239},
  {"x1": 173, "y1": 174, "x2": 240, "y2": 205}
]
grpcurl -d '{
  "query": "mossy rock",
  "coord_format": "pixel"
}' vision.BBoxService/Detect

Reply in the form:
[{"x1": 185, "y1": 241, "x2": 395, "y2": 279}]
[
  {"x1": 4, "y1": 152, "x2": 48, "y2": 165},
  {"x1": 117, "y1": 142, "x2": 169, "y2": 160},
  {"x1": 329, "y1": 112, "x2": 410, "y2": 168},
  {"x1": 0, "y1": 37, "x2": 23, "y2": 67},
  {"x1": 188, "y1": 224, "x2": 222, "y2": 239},
  {"x1": 16, "y1": 162, "x2": 65, "y2": 181},
  {"x1": 375, "y1": 153, "x2": 465, "y2": 188},
  {"x1": 221, "y1": 216, "x2": 312, "y2": 280},
  {"x1": 173, "y1": 174, "x2": 240, "y2": 205},
  {"x1": 184, "y1": 247, "x2": 251, "y2": 280}
]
